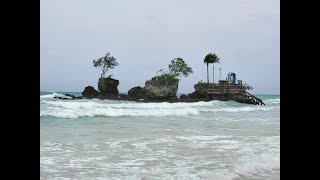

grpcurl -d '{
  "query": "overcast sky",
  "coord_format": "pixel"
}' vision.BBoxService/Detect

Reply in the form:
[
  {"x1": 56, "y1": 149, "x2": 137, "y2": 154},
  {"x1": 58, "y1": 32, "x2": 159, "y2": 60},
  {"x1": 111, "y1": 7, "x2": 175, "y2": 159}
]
[{"x1": 40, "y1": 0, "x2": 279, "y2": 94}]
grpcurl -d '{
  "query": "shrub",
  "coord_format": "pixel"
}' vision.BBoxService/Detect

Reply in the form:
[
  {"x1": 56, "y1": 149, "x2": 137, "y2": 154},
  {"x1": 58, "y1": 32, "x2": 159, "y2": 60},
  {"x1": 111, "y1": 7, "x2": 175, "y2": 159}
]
[{"x1": 151, "y1": 73, "x2": 179, "y2": 86}]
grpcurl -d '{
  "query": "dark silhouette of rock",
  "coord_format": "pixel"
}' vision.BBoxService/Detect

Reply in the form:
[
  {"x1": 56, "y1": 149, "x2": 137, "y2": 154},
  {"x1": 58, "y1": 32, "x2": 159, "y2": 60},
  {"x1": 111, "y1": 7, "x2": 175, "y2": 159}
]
[
  {"x1": 64, "y1": 94, "x2": 76, "y2": 99},
  {"x1": 53, "y1": 94, "x2": 84, "y2": 100},
  {"x1": 82, "y1": 86, "x2": 99, "y2": 98},
  {"x1": 144, "y1": 79, "x2": 178, "y2": 100},
  {"x1": 119, "y1": 93, "x2": 129, "y2": 100},
  {"x1": 194, "y1": 83, "x2": 202, "y2": 92},
  {"x1": 187, "y1": 91, "x2": 208, "y2": 100},
  {"x1": 98, "y1": 78, "x2": 119, "y2": 98},
  {"x1": 98, "y1": 93, "x2": 119, "y2": 100},
  {"x1": 169, "y1": 96, "x2": 178, "y2": 101},
  {"x1": 128, "y1": 86, "x2": 146, "y2": 100},
  {"x1": 180, "y1": 94, "x2": 187, "y2": 99},
  {"x1": 53, "y1": 95, "x2": 72, "y2": 100}
]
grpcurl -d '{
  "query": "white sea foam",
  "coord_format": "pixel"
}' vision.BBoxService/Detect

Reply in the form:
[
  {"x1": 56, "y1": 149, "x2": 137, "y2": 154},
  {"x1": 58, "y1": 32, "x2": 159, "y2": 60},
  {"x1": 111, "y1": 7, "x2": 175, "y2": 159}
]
[
  {"x1": 200, "y1": 106, "x2": 277, "y2": 113},
  {"x1": 41, "y1": 135, "x2": 279, "y2": 179},
  {"x1": 40, "y1": 92, "x2": 57, "y2": 99},
  {"x1": 40, "y1": 92, "x2": 73, "y2": 99},
  {"x1": 40, "y1": 100, "x2": 214, "y2": 118},
  {"x1": 264, "y1": 98, "x2": 280, "y2": 104},
  {"x1": 41, "y1": 106, "x2": 199, "y2": 118},
  {"x1": 40, "y1": 97, "x2": 278, "y2": 118}
]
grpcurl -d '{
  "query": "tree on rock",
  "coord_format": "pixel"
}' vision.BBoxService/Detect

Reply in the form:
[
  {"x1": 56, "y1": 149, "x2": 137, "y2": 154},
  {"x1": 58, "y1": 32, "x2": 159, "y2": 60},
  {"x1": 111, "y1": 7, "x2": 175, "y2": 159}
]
[
  {"x1": 168, "y1": 58, "x2": 193, "y2": 78},
  {"x1": 93, "y1": 52, "x2": 119, "y2": 78},
  {"x1": 144, "y1": 58, "x2": 193, "y2": 100},
  {"x1": 204, "y1": 53, "x2": 219, "y2": 83},
  {"x1": 152, "y1": 57, "x2": 193, "y2": 85}
]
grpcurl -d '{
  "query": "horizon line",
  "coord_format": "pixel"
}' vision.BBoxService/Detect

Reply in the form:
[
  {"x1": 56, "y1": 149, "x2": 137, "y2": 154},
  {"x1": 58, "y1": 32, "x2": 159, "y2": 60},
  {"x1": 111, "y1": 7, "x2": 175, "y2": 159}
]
[{"x1": 40, "y1": 90, "x2": 280, "y2": 96}]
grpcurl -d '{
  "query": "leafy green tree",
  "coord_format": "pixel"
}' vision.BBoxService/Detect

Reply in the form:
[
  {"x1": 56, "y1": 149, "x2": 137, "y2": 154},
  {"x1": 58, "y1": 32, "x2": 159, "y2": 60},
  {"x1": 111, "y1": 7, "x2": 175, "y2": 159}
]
[
  {"x1": 151, "y1": 58, "x2": 193, "y2": 87},
  {"x1": 93, "y1": 52, "x2": 119, "y2": 78},
  {"x1": 204, "y1": 53, "x2": 220, "y2": 83},
  {"x1": 168, "y1": 58, "x2": 193, "y2": 78}
]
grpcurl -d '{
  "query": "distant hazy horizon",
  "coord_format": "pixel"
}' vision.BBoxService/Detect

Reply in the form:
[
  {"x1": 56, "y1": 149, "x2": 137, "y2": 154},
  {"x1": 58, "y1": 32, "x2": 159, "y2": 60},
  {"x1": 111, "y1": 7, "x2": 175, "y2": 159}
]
[{"x1": 41, "y1": 0, "x2": 279, "y2": 95}]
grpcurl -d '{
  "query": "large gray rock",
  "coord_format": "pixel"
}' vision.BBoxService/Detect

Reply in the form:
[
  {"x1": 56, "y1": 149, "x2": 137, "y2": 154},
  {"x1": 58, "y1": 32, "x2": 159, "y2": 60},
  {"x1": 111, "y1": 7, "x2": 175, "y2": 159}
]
[
  {"x1": 194, "y1": 82, "x2": 212, "y2": 92},
  {"x1": 194, "y1": 83, "x2": 201, "y2": 92},
  {"x1": 98, "y1": 77, "x2": 119, "y2": 98},
  {"x1": 128, "y1": 86, "x2": 146, "y2": 100},
  {"x1": 144, "y1": 78, "x2": 178, "y2": 100},
  {"x1": 82, "y1": 86, "x2": 99, "y2": 98}
]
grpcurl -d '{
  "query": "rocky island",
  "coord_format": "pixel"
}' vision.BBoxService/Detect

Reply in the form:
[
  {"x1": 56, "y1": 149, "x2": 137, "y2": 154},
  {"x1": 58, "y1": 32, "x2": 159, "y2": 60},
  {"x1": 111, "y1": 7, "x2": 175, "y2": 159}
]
[{"x1": 54, "y1": 51, "x2": 265, "y2": 105}]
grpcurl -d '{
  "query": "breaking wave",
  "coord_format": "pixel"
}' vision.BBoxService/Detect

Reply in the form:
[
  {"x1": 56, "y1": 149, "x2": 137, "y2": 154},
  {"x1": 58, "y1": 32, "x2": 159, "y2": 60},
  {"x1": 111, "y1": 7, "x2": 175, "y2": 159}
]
[
  {"x1": 40, "y1": 95, "x2": 278, "y2": 118},
  {"x1": 41, "y1": 136, "x2": 279, "y2": 179}
]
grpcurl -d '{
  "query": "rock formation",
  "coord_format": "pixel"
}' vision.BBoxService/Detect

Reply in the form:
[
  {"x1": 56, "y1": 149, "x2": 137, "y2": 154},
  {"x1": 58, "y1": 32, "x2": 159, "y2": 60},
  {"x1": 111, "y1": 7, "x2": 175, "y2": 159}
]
[
  {"x1": 81, "y1": 78, "x2": 120, "y2": 100},
  {"x1": 179, "y1": 94, "x2": 187, "y2": 99},
  {"x1": 127, "y1": 86, "x2": 146, "y2": 100},
  {"x1": 53, "y1": 93, "x2": 83, "y2": 100},
  {"x1": 98, "y1": 78, "x2": 119, "y2": 99},
  {"x1": 144, "y1": 78, "x2": 178, "y2": 100},
  {"x1": 82, "y1": 86, "x2": 99, "y2": 98},
  {"x1": 186, "y1": 91, "x2": 208, "y2": 100}
]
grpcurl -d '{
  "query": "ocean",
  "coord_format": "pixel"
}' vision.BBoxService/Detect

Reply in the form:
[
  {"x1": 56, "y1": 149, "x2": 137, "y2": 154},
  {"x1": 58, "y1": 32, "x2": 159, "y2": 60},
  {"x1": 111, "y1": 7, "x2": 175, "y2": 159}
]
[{"x1": 40, "y1": 91, "x2": 280, "y2": 180}]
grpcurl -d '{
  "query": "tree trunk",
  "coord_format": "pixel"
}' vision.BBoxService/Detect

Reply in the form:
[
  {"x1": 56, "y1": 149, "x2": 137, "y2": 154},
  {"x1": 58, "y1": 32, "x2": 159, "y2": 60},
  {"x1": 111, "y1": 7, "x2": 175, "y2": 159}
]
[
  {"x1": 206, "y1": 63, "x2": 209, "y2": 83},
  {"x1": 212, "y1": 64, "x2": 214, "y2": 84},
  {"x1": 101, "y1": 70, "x2": 106, "y2": 78}
]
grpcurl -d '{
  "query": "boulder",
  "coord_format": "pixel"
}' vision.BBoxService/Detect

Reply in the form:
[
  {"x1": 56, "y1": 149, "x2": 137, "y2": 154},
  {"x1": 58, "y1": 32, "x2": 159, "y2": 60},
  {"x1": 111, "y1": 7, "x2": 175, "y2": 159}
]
[
  {"x1": 187, "y1": 91, "x2": 208, "y2": 100},
  {"x1": 53, "y1": 95, "x2": 72, "y2": 100},
  {"x1": 64, "y1": 94, "x2": 76, "y2": 99},
  {"x1": 179, "y1": 94, "x2": 187, "y2": 99},
  {"x1": 128, "y1": 86, "x2": 146, "y2": 100},
  {"x1": 194, "y1": 83, "x2": 202, "y2": 92},
  {"x1": 98, "y1": 77, "x2": 119, "y2": 98},
  {"x1": 82, "y1": 86, "x2": 99, "y2": 98},
  {"x1": 144, "y1": 78, "x2": 178, "y2": 100},
  {"x1": 169, "y1": 96, "x2": 179, "y2": 101},
  {"x1": 119, "y1": 93, "x2": 129, "y2": 100},
  {"x1": 53, "y1": 93, "x2": 83, "y2": 100}
]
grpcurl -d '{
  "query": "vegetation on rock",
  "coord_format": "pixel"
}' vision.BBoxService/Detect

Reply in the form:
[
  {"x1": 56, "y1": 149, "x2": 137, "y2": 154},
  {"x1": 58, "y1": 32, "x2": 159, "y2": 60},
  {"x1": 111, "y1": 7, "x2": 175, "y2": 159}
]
[
  {"x1": 195, "y1": 81, "x2": 211, "y2": 89},
  {"x1": 151, "y1": 57, "x2": 193, "y2": 85},
  {"x1": 93, "y1": 52, "x2": 119, "y2": 78},
  {"x1": 151, "y1": 73, "x2": 178, "y2": 86},
  {"x1": 204, "y1": 53, "x2": 220, "y2": 83},
  {"x1": 168, "y1": 58, "x2": 193, "y2": 78}
]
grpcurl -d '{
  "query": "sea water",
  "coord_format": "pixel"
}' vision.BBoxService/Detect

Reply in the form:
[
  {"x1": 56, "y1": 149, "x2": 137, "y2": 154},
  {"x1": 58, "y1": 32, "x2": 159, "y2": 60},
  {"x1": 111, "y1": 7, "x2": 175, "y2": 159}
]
[{"x1": 40, "y1": 91, "x2": 280, "y2": 180}]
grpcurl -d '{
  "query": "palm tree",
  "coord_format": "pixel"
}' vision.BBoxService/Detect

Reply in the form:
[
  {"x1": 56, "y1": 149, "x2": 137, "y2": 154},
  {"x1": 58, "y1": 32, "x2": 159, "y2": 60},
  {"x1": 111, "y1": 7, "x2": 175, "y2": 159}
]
[{"x1": 204, "y1": 53, "x2": 220, "y2": 83}]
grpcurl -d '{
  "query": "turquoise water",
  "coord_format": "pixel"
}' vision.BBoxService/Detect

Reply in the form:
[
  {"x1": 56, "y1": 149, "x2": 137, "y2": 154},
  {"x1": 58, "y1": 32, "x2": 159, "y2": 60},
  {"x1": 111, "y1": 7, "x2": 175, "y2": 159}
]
[
  {"x1": 40, "y1": 92, "x2": 280, "y2": 179},
  {"x1": 40, "y1": 91, "x2": 82, "y2": 96}
]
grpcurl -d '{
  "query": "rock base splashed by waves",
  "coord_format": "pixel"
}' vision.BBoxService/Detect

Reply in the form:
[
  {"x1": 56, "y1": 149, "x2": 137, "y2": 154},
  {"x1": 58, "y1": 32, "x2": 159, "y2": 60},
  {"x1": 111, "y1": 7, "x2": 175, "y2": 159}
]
[{"x1": 41, "y1": 92, "x2": 279, "y2": 119}]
